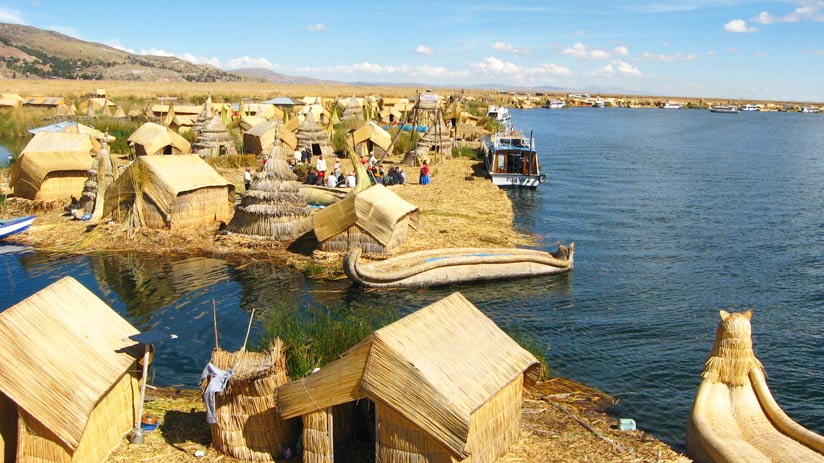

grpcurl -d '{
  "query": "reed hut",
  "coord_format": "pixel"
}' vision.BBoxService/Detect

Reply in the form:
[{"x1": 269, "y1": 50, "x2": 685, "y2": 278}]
[
  {"x1": 193, "y1": 116, "x2": 238, "y2": 157},
  {"x1": 226, "y1": 136, "x2": 312, "y2": 240},
  {"x1": 339, "y1": 95, "x2": 364, "y2": 121},
  {"x1": 312, "y1": 184, "x2": 419, "y2": 255},
  {"x1": 350, "y1": 121, "x2": 391, "y2": 157},
  {"x1": 202, "y1": 339, "x2": 297, "y2": 461},
  {"x1": 296, "y1": 114, "x2": 333, "y2": 157},
  {"x1": 128, "y1": 122, "x2": 192, "y2": 156},
  {"x1": 76, "y1": 137, "x2": 115, "y2": 221},
  {"x1": 9, "y1": 132, "x2": 97, "y2": 201},
  {"x1": 244, "y1": 120, "x2": 298, "y2": 155},
  {"x1": 103, "y1": 154, "x2": 234, "y2": 230},
  {"x1": 0, "y1": 276, "x2": 142, "y2": 463},
  {"x1": 277, "y1": 292, "x2": 540, "y2": 463}
]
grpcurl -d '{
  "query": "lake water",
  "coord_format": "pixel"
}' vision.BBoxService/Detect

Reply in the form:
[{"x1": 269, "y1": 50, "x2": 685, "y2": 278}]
[{"x1": 1, "y1": 107, "x2": 823, "y2": 449}]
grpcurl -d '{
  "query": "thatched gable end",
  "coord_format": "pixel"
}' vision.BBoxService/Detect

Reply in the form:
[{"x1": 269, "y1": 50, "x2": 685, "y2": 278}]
[
  {"x1": 9, "y1": 132, "x2": 98, "y2": 200},
  {"x1": 128, "y1": 122, "x2": 192, "y2": 156},
  {"x1": 102, "y1": 155, "x2": 234, "y2": 229},
  {"x1": 313, "y1": 184, "x2": 419, "y2": 253},
  {"x1": 0, "y1": 277, "x2": 141, "y2": 459},
  {"x1": 277, "y1": 292, "x2": 540, "y2": 461}
]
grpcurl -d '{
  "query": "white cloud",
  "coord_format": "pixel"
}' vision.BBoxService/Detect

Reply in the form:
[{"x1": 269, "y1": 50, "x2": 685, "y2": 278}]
[
  {"x1": 562, "y1": 42, "x2": 611, "y2": 60},
  {"x1": 469, "y1": 56, "x2": 571, "y2": 77},
  {"x1": 104, "y1": 40, "x2": 135, "y2": 54},
  {"x1": 753, "y1": 2, "x2": 824, "y2": 24},
  {"x1": 140, "y1": 48, "x2": 175, "y2": 57},
  {"x1": 306, "y1": 23, "x2": 326, "y2": 31},
  {"x1": 754, "y1": 51, "x2": 768, "y2": 57},
  {"x1": 415, "y1": 45, "x2": 434, "y2": 56},
  {"x1": 613, "y1": 46, "x2": 629, "y2": 56},
  {"x1": 585, "y1": 59, "x2": 642, "y2": 78},
  {"x1": 491, "y1": 41, "x2": 529, "y2": 54},
  {"x1": 226, "y1": 56, "x2": 281, "y2": 70},
  {"x1": 179, "y1": 52, "x2": 221, "y2": 68},
  {"x1": 0, "y1": 7, "x2": 24, "y2": 24},
  {"x1": 724, "y1": 19, "x2": 758, "y2": 32},
  {"x1": 706, "y1": 50, "x2": 717, "y2": 56},
  {"x1": 637, "y1": 52, "x2": 699, "y2": 62}
]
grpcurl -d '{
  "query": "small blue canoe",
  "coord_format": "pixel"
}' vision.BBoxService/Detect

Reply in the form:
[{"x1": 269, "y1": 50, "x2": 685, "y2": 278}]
[{"x1": 0, "y1": 215, "x2": 35, "y2": 240}]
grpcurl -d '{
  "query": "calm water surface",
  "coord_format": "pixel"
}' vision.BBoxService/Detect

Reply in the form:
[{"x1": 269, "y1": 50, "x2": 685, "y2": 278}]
[{"x1": 1, "y1": 107, "x2": 823, "y2": 448}]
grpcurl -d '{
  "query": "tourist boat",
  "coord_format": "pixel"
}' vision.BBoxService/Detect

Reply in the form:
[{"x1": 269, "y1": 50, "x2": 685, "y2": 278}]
[
  {"x1": 481, "y1": 129, "x2": 546, "y2": 189},
  {"x1": 799, "y1": 106, "x2": 820, "y2": 113},
  {"x1": 591, "y1": 98, "x2": 605, "y2": 108},
  {"x1": 741, "y1": 104, "x2": 760, "y2": 111},
  {"x1": 0, "y1": 215, "x2": 35, "y2": 240},
  {"x1": 486, "y1": 105, "x2": 512, "y2": 128},
  {"x1": 542, "y1": 99, "x2": 566, "y2": 109},
  {"x1": 710, "y1": 105, "x2": 739, "y2": 113},
  {"x1": 661, "y1": 101, "x2": 682, "y2": 109},
  {"x1": 344, "y1": 243, "x2": 573, "y2": 289}
]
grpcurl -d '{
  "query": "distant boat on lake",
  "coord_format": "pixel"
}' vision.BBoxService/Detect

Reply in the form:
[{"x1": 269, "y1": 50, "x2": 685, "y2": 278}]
[
  {"x1": 741, "y1": 104, "x2": 760, "y2": 112},
  {"x1": 799, "y1": 106, "x2": 820, "y2": 113},
  {"x1": 543, "y1": 100, "x2": 566, "y2": 109},
  {"x1": 661, "y1": 102, "x2": 682, "y2": 109},
  {"x1": 710, "y1": 105, "x2": 739, "y2": 114}
]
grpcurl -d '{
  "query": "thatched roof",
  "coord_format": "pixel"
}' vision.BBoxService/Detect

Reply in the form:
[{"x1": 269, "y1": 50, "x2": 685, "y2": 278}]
[
  {"x1": 28, "y1": 121, "x2": 115, "y2": 143},
  {"x1": 244, "y1": 120, "x2": 297, "y2": 153},
  {"x1": 193, "y1": 116, "x2": 238, "y2": 157},
  {"x1": 350, "y1": 121, "x2": 391, "y2": 152},
  {"x1": 227, "y1": 136, "x2": 312, "y2": 240},
  {"x1": 9, "y1": 132, "x2": 97, "y2": 191},
  {"x1": 313, "y1": 184, "x2": 418, "y2": 245},
  {"x1": 278, "y1": 292, "x2": 540, "y2": 459},
  {"x1": 340, "y1": 95, "x2": 364, "y2": 120},
  {"x1": 295, "y1": 114, "x2": 332, "y2": 155},
  {"x1": 0, "y1": 276, "x2": 140, "y2": 452},
  {"x1": 102, "y1": 154, "x2": 234, "y2": 219},
  {"x1": 128, "y1": 122, "x2": 192, "y2": 156}
]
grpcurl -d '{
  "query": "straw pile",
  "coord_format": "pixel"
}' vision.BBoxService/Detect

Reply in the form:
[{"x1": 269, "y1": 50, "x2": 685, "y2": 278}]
[
  {"x1": 225, "y1": 132, "x2": 313, "y2": 240},
  {"x1": 203, "y1": 339, "x2": 296, "y2": 462},
  {"x1": 295, "y1": 114, "x2": 333, "y2": 156},
  {"x1": 193, "y1": 116, "x2": 238, "y2": 157},
  {"x1": 76, "y1": 137, "x2": 115, "y2": 221}
]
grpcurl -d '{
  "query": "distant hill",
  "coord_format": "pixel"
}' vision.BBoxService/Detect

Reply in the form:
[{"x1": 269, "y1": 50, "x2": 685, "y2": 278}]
[
  {"x1": 0, "y1": 23, "x2": 248, "y2": 82},
  {"x1": 232, "y1": 68, "x2": 336, "y2": 85}
]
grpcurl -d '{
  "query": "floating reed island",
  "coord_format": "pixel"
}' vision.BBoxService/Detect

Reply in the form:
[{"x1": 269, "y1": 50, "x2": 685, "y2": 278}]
[{"x1": 0, "y1": 85, "x2": 693, "y2": 462}]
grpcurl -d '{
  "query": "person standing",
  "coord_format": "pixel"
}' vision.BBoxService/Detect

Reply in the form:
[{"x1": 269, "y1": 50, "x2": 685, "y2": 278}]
[
  {"x1": 244, "y1": 167, "x2": 252, "y2": 191},
  {"x1": 294, "y1": 148, "x2": 302, "y2": 164},
  {"x1": 333, "y1": 157, "x2": 341, "y2": 178},
  {"x1": 419, "y1": 160, "x2": 431, "y2": 185},
  {"x1": 315, "y1": 154, "x2": 327, "y2": 183},
  {"x1": 346, "y1": 171, "x2": 357, "y2": 188}
]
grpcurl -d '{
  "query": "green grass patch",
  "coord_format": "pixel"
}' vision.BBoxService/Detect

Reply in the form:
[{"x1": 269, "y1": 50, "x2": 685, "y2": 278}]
[
  {"x1": 260, "y1": 304, "x2": 399, "y2": 379},
  {"x1": 508, "y1": 329, "x2": 551, "y2": 380}
]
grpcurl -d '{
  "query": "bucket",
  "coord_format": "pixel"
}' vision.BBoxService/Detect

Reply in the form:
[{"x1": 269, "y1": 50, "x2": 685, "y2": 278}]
[
  {"x1": 617, "y1": 418, "x2": 636, "y2": 431},
  {"x1": 141, "y1": 414, "x2": 159, "y2": 431},
  {"x1": 128, "y1": 428, "x2": 145, "y2": 444}
]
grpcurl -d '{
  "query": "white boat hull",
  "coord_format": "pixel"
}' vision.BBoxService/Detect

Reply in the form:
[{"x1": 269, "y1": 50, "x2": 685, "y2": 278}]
[{"x1": 489, "y1": 173, "x2": 543, "y2": 188}]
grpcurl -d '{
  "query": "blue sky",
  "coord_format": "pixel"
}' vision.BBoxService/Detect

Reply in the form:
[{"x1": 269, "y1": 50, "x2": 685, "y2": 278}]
[{"x1": 1, "y1": 0, "x2": 823, "y2": 101}]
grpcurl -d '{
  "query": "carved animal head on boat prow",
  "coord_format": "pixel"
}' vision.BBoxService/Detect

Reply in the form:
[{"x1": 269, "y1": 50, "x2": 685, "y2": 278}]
[
  {"x1": 702, "y1": 309, "x2": 764, "y2": 387},
  {"x1": 551, "y1": 241, "x2": 574, "y2": 260}
]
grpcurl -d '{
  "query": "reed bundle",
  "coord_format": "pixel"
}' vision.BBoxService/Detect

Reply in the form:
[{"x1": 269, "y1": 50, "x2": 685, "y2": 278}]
[
  {"x1": 205, "y1": 339, "x2": 297, "y2": 462},
  {"x1": 701, "y1": 310, "x2": 764, "y2": 386}
]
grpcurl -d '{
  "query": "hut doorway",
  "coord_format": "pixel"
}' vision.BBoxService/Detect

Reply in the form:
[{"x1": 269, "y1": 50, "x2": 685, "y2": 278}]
[
  {"x1": 332, "y1": 399, "x2": 375, "y2": 462},
  {"x1": 311, "y1": 143, "x2": 322, "y2": 157},
  {"x1": 0, "y1": 391, "x2": 18, "y2": 461},
  {"x1": 163, "y1": 145, "x2": 173, "y2": 155}
]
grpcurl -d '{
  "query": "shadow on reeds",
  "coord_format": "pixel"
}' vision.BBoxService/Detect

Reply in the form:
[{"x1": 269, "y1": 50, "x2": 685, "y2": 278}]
[
  {"x1": 286, "y1": 231, "x2": 318, "y2": 256},
  {"x1": 470, "y1": 161, "x2": 487, "y2": 178},
  {"x1": 160, "y1": 409, "x2": 211, "y2": 448}
]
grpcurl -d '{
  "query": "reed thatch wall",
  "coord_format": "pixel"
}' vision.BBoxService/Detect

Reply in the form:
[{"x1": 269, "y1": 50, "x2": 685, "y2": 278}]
[
  {"x1": 319, "y1": 214, "x2": 415, "y2": 255},
  {"x1": 17, "y1": 373, "x2": 139, "y2": 463},
  {"x1": 127, "y1": 186, "x2": 232, "y2": 230},
  {"x1": 206, "y1": 341, "x2": 296, "y2": 462},
  {"x1": 303, "y1": 409, "x2": 333, "y2": 463}
]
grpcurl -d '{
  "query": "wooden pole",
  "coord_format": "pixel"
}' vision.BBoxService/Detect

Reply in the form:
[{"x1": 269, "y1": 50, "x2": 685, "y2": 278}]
[
  {"x1": 135, "y1": 346, "x2": 151, "y2": 429},
  {"x1": 241, "y1": 308, "x2": 256, "y2": 352},
  {"x1": 212, "y1": 298, "x2": 219, "y2": 350}
]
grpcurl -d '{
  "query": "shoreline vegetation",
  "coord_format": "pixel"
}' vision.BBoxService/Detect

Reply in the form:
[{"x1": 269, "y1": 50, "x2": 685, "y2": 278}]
[{"x1": 0, "y1": 80, "x2": 690, "y2": 462}]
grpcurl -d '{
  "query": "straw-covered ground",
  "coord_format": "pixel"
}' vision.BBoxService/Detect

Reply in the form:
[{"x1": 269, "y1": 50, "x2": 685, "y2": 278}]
[
  {"x1": 2, "y1": 154, "x2": 689, "y2": 462},
  {"x1": 108, "y1": 378, "x2": 688, "y2": 463}
]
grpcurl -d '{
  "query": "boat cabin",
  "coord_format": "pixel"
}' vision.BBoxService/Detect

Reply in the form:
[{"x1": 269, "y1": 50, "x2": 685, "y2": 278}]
[{"x1": 488, "y1": 135, "x2": 539, "y2": 176}]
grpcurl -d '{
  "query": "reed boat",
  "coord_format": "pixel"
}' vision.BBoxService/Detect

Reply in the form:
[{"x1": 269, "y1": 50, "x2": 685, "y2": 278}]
[
  {"x1": 344, "y1": 243, "x2": 573, "y2": 289},
  {"x1": 300, "y1": 185, "x2": 348, "y2": 207},
  {"x1": 686, "y1": 310, "x2": 824, "y2": 463},
  {"x1": 0, "y1": 215, "x2": 35, "y2": 240}
]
